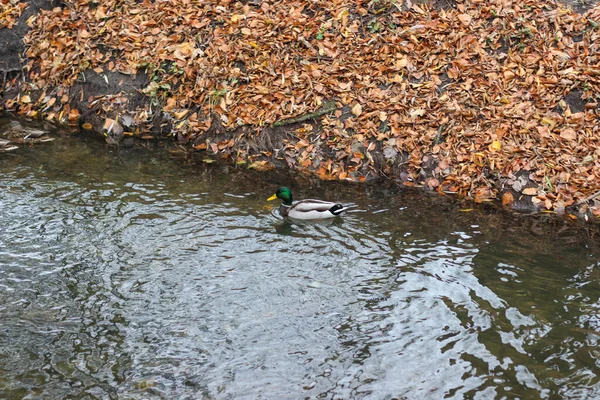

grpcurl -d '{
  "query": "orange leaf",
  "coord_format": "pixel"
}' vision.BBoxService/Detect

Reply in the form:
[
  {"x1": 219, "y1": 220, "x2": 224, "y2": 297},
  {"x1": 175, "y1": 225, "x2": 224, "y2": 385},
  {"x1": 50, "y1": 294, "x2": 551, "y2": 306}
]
[
  {"x1": 164, "y1": 97, "x2": 177, "y2": 111},
  {"x1": 522, "y1": 188, "x2": 537, "y2": 195},
  {"x1": 501, "y1": 192, "x2": 514, "y2": 206},
  {"x1": 68, "y1": 108, "x2": 80, "y2": 121}
]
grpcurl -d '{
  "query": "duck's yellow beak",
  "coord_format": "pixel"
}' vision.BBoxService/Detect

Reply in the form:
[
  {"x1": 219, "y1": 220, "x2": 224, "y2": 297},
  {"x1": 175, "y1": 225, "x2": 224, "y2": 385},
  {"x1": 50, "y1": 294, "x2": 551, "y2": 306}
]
[{"x1": 267, "y1": 194, "x2": 278, "y2": 201}]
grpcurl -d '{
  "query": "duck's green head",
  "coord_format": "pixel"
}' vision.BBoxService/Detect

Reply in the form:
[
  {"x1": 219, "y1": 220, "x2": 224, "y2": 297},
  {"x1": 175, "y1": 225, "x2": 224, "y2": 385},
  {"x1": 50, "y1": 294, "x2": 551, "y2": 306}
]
[{"x1": 267, "y1": 187, "x2": 292, "y2": 205}]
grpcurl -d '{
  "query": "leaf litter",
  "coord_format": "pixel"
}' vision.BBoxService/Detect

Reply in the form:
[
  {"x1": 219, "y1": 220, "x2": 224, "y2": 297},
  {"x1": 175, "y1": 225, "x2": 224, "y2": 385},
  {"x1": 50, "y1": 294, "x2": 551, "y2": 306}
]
[{"x1": 4, "y1": 0, "x2": 600, "y2": 216}]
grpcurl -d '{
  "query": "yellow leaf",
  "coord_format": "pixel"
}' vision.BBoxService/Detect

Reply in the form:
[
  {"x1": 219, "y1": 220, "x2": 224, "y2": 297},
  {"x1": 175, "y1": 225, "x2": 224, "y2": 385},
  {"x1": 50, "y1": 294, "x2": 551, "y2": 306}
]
[
  {"x1": 490, "y1": 140, "x2": 502, "y2": 151},
  {"x1": 541, "y1": 117, "x2": 555, "y2": 126},
  {"x1": 248, "y1": 160, "x2": 273, "y2": 171}
]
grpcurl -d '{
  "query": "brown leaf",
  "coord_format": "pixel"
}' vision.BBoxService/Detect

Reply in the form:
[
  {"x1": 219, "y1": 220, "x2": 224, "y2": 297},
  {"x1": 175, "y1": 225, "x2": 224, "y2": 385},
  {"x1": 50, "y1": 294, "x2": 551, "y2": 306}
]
[
  {"x1": 559, "y1": 128, "x2": 577, "y2": 141},
  {"x1": 501, "y1": 192, "x2": 514, "y2": 206},
  {"x1": 103, "y1": 118, "x2": 115, "y2": 131},
  {"x1": 457, "y1": 14, "x2": 472, "y2": 26}
]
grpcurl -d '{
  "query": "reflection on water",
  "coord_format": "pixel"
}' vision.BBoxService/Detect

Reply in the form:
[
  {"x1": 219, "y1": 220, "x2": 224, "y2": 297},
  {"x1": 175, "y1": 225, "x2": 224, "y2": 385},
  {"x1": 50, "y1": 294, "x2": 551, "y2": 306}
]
[{"x1": 1, "y1": 121, "x2": 600, "y2": 399}]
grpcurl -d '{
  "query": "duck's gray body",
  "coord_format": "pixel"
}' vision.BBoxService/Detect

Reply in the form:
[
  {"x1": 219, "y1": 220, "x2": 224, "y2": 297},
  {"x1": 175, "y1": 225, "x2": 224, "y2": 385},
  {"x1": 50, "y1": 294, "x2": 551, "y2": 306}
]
[{"x1": 279, "y1": 199, "x2": 353, "y2": 220}]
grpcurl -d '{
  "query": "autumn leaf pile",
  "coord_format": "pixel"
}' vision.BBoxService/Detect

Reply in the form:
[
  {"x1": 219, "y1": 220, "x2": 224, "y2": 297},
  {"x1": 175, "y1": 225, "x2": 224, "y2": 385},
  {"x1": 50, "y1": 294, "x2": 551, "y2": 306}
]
[
  {"x1": 9, "y1": 0, "x2": 600, "y2": 213},
  {"x1": 0, "y1": 0, "x2": 27, "y2": 29}
]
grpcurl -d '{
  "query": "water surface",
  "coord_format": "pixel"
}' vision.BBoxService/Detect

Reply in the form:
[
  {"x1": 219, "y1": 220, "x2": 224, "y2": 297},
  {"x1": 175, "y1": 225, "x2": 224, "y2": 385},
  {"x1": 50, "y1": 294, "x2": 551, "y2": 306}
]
[{"x1": 1, "y1": 122, "x2": 600, "y2": 399}]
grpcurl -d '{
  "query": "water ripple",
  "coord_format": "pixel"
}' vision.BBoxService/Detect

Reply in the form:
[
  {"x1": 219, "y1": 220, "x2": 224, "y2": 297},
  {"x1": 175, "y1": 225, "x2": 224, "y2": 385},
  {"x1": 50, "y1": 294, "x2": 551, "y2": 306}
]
[{"x1": 2, "y1": 138, "x2": 600, "y2": 399}]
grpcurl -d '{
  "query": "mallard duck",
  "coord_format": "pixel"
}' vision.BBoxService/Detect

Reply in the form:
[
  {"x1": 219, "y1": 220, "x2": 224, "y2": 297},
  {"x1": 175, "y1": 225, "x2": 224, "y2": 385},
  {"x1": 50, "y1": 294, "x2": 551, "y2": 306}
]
[{"x1": 267, "y1": 187, "x2": 355, "y2": 220}]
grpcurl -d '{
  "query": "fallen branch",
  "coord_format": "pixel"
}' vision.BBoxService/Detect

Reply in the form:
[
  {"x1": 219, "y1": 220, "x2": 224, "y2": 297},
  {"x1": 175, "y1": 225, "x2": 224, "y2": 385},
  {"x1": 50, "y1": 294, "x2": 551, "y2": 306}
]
[
  {"x1": 273, "y1": 100, "x2": 337, "y2": 127},
  {"x1": 576, "y1": 189, "x2": 600, "y2": 206}
]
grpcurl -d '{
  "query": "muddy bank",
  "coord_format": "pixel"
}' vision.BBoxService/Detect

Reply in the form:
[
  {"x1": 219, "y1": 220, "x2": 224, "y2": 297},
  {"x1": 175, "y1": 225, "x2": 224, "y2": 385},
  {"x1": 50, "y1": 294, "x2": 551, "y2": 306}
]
[{"x1": 2, "y1": 0, "x2": 600, "y2": 219}]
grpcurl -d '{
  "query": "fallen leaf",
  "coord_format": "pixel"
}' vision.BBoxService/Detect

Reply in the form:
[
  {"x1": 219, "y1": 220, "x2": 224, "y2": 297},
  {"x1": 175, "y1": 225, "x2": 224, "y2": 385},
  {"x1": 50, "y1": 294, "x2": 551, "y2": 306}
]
[
  {"x1": 103, "y1": 118, "x2": 115, "y2": 131},
  {"x1": 501, "y1": 191, "x2": 514, "y2": 206},
  {"x1": 490, "y1": 140, "x2": 502, "y2": 151},
  {"x1": 410, "y1": 108, "x2": 426, "y2": 118},
  {"x1": 248, "y1": 160, "x2": 273, "y2": 170},
  {"x1": 559, "y1": 128, "x2": 577, "y2": 141},
  {"x1": 457, "y1": 13, "x2": 472, "y2": 26}
]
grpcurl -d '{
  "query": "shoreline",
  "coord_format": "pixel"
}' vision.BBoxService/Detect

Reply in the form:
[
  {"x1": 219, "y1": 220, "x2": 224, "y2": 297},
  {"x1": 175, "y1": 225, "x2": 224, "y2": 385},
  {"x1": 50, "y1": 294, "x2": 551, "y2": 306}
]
[{"x1": 2, "y1": 0, "x2": 600, "y2": 219}]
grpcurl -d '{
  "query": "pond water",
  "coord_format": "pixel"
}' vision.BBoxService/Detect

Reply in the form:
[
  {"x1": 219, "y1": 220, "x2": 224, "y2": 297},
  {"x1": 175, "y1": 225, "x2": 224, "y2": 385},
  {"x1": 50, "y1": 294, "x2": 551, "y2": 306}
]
[{"x1": 1, "y1": 121, "x2": 600, "y2": 399}]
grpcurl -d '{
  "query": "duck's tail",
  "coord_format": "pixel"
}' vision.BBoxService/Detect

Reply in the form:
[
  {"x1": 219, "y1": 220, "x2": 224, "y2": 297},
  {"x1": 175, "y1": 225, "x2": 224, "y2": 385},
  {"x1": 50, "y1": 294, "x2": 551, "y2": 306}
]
[{"x1": 330, "y1": 203, "x2": 358, "y2": 216}]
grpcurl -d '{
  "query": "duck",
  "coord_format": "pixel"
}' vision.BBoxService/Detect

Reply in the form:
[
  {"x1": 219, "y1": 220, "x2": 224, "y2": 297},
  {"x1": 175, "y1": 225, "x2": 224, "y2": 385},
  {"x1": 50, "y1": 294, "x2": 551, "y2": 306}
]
[{"x1": 267, "y1": 187, "x2": 356, "y2": 220}]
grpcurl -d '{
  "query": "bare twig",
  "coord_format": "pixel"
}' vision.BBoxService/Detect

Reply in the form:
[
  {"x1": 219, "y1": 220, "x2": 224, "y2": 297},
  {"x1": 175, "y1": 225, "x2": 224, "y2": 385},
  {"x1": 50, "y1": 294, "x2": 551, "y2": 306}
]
[{"x1": 576, "y1": 190, "x2": 600, "y2": 206}]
